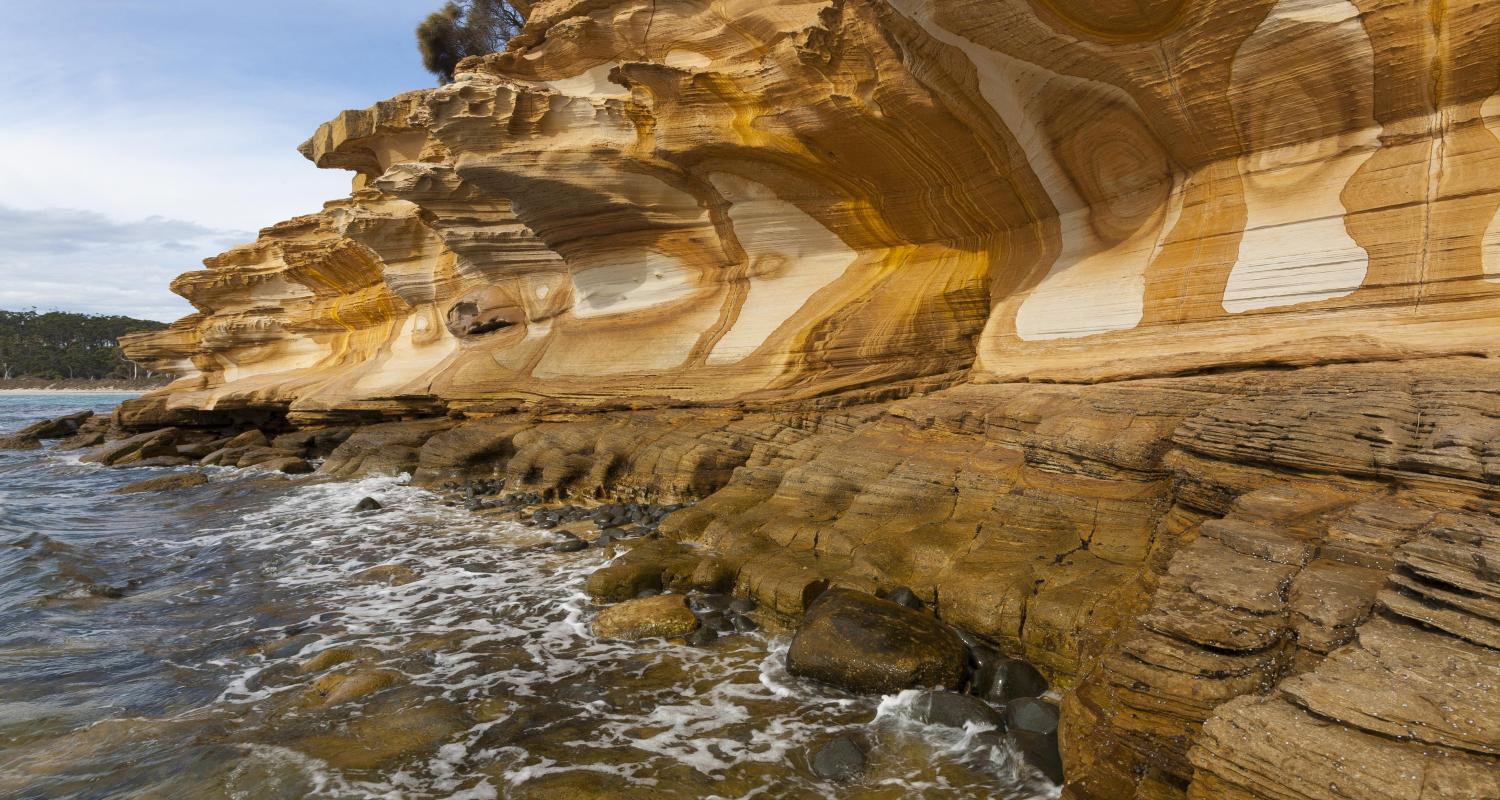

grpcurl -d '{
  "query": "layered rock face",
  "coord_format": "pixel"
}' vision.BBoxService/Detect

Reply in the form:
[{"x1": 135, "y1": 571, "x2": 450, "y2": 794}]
[{"x1": 117, "y1": 1, "x2": 1500, "y2": 798}]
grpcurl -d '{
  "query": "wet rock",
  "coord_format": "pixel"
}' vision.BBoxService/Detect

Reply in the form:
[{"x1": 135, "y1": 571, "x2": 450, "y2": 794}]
[
  {"x1": 510, "y1": 770, "x2": 638, "y2": 800},
  {"x1": 786, "y1": 588, "x2": 967, "y2": 694},
  {"x1": 688, "y1": 558, "x2": 735, "y2": 593},
  {"x1": 972, "y1": 657, "x2": 1049, "y2": 705},
  {"x1": 1005, "y1": 697, "x2": 1062, "y2": 783},
  {"x1": 291, "y1": 698, "x2": 467, "y2": 770},
  {"x1": 688, "y1": 593, "x2": 733, "y2": 613},
  {"x1": 910, "y1": 690, "x2": 1005, "y2": 730},
  {"x1": 584, "y1": 539, "x2": 700, "y2": 602},
  {"x1": 175, "y1": 440, "x2": 225, "y2": 460},
  {"x1": 553, "y1": 535, "x2": 589, "y2": 553},
  {"x1": 240, "y1": 454, "x2": 312, "y2": 474},
  {"x1": 880, "y1": 585, "x2": 925, "y2": 611},
  {"x1": 1011, "y1": 730, "x2": 1064, "y2": 784},
  {"x1": 696, "y1": 610, "x2": 733, "y2": 633},
  {"x1": 686, "y1": 626, "x2": 719, "y2": 647},
  {"x1": 304, "y1": 668, "x2": 404, "y2": 706},
  {"x1": 11, "y1": 410, "x2": 94, "y2": 441},
  {"x1": 296, "y1": 646, "x2": 381, "y2": 673},
  {"x1": 352, "y1": 496, "x2": 383, "y2": 512},
  {"x1": 352, "y1": 564, "x2": 418, "y2": 586},
  {"x1": 272, "y1": 426, "x2": 355, "y2": 459},
  {"x1": 320, "y1": 419, "x2": 456, "y2": 478},
  {"x1": 592, "y1": 594, "x2": 699, "y2": 640},
  {"x1": 54, "y1": 430, "x2": 106, "y2": 451},
  {"x1": 130, "y1": 455, "x2": 194, "y2": 468},
  {"x1": 0, "y1": 433, "x2": 41, "y2": 450},
  {"x1": 1005, "y1": 697, "x2": 1059, "y2": 736},
  {"x1": 729, "y1": 596, "x2": 757, "y2": 615},
  {"x1": 730, "y1": 613, "x2": 759, "y2": 633},
  {"x1": 200, "y1": 446, "x2": 247, "y2": 466},
  {"x1": 114, "y1": 472, "x2": 209, "y2": 494},
  {"x1": 224, "y1": 429, "x2": 270, "y2": 449},
  {"x1": 81, "y1": 428, "x2": 179, "y2": 466},
  {"x1": 809, "y1": 733, "x2": 867, "y2": 782}
]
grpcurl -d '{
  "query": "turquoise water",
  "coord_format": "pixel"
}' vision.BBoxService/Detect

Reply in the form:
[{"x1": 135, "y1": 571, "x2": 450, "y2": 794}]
[{"x1": 0, "y1": 394, "x2": 1056, "y2": 800}]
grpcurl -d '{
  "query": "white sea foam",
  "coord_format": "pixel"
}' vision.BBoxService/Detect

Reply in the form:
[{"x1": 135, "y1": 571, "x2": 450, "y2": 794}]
[{"x1": 113, "y1": 470, "x2": 1058, "y2": 799}]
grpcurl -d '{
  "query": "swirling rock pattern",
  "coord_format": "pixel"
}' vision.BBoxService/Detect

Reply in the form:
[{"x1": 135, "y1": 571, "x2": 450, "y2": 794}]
[
  {"x1": 116, "y1": 2, "x2": 1500, "y2": 798},
  {"x1": 123, "y1": 0, "x2": 1500, "y2": 413}
]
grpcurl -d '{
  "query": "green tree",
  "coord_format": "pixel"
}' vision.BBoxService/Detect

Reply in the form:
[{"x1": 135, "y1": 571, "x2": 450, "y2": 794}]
[
  {"x1": 417, "y1": 0, "x2": 522, "y2": 83},
  {"x1": 0, "y1": 309, "x2": 168, "y2": 380}
]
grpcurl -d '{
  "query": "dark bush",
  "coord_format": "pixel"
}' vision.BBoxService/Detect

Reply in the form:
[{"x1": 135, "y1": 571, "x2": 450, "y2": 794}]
[{"x1": 417, "y1": 0, "x2": 523, "y2": 83}]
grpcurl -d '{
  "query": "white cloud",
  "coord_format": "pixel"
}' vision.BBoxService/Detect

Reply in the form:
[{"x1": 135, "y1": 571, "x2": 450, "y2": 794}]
[{"x1": 0, "y1": 205, "x2": 252, "y2": 321}]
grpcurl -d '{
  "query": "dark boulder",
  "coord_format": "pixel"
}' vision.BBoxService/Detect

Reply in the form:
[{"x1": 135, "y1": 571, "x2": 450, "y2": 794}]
[
  {"x1": 1010, "y1": 730, "x2": 1063, "y2": 784},
  {"x1": 786, "y1": 588, "x2": 967, "y2": 694},
  {"x1": 909, "y1": 690, "x2": 1005, "y2": 730},
  {"x1": 809, "y1": 734, "x2": 867, "y2": 782},
  {"x1": 1005, "y1": 697, "x2": 1059, "y2": 736},
  {"x1": 353, "y1": 497, "x2": 384, "y2": 512},
  {"x1": 972, "y1": 657, "x2": 1049, "y2": 705}
]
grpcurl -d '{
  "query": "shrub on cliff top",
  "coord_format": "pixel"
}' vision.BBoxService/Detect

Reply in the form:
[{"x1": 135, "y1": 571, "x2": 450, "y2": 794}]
[{"x1": 417, "y1": 0, "x2": 522, "y2": 83}]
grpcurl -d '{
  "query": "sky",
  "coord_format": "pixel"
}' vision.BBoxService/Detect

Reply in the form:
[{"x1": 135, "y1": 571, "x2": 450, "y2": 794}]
[{"x1": 0, "y1": 0, "x2": 445, "y2": 321}]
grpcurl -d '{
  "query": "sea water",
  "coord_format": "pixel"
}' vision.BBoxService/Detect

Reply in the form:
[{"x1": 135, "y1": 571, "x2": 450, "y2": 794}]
[{"x1": 0, "y1": 394, "x2": 1057, "y2": 799}]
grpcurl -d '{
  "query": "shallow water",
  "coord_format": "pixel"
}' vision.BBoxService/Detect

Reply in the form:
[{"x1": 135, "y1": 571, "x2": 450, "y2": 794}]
[{"x1": 0, "y1": 395, "x2": 1058, "y2": 800}]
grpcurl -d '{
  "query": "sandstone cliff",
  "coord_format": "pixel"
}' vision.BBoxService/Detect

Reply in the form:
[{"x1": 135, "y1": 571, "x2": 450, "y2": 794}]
[{"x1": 118, "y1": 1, "x2": 1500, "y2": 797}]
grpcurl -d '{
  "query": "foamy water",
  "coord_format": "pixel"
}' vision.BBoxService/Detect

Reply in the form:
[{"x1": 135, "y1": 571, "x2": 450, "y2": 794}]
[{"x1": 0, "y1": 395, "x2": 1059, "y2": 799}]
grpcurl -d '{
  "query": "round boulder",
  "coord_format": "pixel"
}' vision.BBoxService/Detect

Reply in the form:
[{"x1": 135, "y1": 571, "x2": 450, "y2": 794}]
[
  {"x1": 809, "y1": 733, "x2": 867, "y2": 782},
  {"x1": 973, "y1": 657, "x2": 1049, "y2": 704},
  {"x1": 910, "y1": 690, "x2": 1005, "y2": 730},
  {"x1": 786, "y1": 588, "x2": 967, "y2": 694}
]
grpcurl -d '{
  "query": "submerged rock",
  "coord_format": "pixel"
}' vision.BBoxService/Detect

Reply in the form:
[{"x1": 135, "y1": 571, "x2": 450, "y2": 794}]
[
  {"x1": 592, "y1": 594, "x2": 699, "y2": 640},
  {"x1": 786, "y1": 588, "x2": 967, "y2": 694},
  {"x1": 290, "y1": 699, "x2": 467, "y2": 770},
  {"x1": 304, "y1": 668, "x2": 404, "y2": 706},
  {"x1": 351, "y1": 564, "x2": 418, "y2": 586},
  {"x1": 114, "y1": 472, "x2": 209, "y2": 494},
  {"x1": 809, "y1": 733, "x2": 868, "y2": 782},
  {"x1": 510, "y1": 770, "x2": 638, "y2": 800},
  {"x1": 910, "y1": 690, "x2": 1005, "y2": 730}
]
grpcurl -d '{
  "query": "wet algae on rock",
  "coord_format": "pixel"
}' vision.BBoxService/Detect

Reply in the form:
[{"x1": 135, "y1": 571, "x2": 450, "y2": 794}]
[{"x1": 46, "y1": 0, "x2": 1500, "y2": 796}]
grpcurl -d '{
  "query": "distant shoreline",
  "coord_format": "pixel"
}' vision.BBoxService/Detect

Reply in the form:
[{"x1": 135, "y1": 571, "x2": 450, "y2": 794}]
[{"x1": 0, "y1": 379, "x2": 166, "y2": 394}]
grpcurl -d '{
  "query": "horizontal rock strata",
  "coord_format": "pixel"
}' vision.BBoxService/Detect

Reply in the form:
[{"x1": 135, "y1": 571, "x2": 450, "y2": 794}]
[{"x1": 104, "y1": 0, "x2": 1500, "y2": 797}]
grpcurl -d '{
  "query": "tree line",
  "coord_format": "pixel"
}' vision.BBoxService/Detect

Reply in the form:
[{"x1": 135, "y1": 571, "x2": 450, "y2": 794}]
[{"x1": 0, "y1": 309, "x2": 168, "y2": 381}]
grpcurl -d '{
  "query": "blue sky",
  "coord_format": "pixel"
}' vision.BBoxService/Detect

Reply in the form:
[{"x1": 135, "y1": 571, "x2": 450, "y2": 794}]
[{"x1": 0, "y1": 1, "x2": 445, "y2": 320}]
